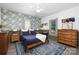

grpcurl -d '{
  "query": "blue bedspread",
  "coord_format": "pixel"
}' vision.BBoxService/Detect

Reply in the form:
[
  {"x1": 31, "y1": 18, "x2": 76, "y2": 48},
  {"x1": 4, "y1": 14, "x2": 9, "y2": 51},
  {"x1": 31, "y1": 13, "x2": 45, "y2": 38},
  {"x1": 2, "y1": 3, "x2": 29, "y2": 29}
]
[
  {"x1": 23, "y1": 35, "x2": 36, "y2": 39},
  {"x1": 21, "y1": 34, "x2": 41, "y2": 46},
  {"x1": 20, "y1": 31, "x2": 48, "y2": 46}
]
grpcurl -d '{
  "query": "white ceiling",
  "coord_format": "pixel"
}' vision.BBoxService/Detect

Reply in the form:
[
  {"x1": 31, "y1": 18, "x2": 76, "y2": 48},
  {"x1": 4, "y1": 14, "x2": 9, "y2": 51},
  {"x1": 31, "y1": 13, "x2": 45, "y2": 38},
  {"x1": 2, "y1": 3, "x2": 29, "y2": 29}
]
[{"x1": 0, "y1": 3, "x2": 79, "y2": 18}]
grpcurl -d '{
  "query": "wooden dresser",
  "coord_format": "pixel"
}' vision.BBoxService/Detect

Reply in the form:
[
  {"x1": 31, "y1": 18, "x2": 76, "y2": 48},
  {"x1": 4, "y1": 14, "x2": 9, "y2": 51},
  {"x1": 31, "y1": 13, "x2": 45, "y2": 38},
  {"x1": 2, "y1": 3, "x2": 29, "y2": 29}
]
[
  {"x1": 0, "y1": 32, "x2": 8, "y2": 54},
  {"x1": 58, "y1": 29, "x2": 78, "y2": 47}
]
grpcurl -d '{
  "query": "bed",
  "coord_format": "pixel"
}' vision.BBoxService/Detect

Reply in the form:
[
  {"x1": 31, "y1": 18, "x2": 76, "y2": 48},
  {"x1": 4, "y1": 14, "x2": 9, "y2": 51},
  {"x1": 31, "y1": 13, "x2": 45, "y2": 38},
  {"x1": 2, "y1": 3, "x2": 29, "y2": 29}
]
[{"x1": 20, "y1": 31, "x2": 48, "y2": 49}]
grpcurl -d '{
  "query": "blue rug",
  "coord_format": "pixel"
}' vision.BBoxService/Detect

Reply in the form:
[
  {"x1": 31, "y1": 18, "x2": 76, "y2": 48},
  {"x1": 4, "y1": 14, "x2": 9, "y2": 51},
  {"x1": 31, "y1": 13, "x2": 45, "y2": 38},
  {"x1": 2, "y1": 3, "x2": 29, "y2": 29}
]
[{"x1": 15, "y1": 41, "x2": 66, "y2": 55}]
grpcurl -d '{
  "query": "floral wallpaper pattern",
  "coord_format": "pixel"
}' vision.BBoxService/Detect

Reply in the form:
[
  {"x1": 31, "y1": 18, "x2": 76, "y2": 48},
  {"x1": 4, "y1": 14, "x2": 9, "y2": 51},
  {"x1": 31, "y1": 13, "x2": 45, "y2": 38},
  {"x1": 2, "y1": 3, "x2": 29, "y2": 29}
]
[{"x1": 0, "y1": 8, "x2": 41, "y2": 30}]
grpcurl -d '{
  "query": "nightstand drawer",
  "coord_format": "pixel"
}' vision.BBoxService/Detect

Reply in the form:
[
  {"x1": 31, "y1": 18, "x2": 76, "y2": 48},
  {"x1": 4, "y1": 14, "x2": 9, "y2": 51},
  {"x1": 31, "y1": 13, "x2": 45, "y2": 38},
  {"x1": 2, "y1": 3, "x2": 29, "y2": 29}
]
[
  {"x1": 11, "y1": 34, "x2": 19, "y2": 42},
  {"x1": 12, "y1": 36, "x2": 19, "y2": 39}
]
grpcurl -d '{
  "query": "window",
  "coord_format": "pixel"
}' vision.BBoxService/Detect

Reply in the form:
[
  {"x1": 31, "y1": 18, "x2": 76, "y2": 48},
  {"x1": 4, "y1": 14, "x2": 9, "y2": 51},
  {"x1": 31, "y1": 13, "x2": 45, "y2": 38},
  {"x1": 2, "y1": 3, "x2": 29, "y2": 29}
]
[{"x1": 25, "y1": 20, "x2": 31, "y2": 30}]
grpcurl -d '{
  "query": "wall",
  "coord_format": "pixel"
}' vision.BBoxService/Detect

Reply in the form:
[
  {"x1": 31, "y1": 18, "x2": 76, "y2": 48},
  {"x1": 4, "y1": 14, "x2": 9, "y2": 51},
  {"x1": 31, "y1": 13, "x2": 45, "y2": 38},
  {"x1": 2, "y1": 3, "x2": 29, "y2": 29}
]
[
  {"x1": 0, "y1": 8, "x2": 1, "y2": 24},
  {"x1": 41, "y1": 5, "x2": 79, "y2": 31},
  {"x1": 0, "y1": 8, "x2": 41, "y2": 31},
  {"x1": 30, "y1": 17, "x2": 41, "y2": 30}
]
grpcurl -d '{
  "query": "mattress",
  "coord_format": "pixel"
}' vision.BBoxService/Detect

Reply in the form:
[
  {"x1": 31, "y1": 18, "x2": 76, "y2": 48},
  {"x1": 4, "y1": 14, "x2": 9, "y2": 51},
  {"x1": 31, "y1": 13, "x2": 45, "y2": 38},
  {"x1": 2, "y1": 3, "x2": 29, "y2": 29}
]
[{"x1": 21, "y1": 35, "x2": 41, "y2": 46}]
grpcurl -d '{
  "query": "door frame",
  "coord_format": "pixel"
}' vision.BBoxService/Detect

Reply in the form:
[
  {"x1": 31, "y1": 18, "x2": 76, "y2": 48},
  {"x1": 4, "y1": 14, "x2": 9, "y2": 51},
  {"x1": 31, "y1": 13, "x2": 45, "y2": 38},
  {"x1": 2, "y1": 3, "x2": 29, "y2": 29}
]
[{"x1": 49, "y1": 18, "x2": 58, "y2": 36}]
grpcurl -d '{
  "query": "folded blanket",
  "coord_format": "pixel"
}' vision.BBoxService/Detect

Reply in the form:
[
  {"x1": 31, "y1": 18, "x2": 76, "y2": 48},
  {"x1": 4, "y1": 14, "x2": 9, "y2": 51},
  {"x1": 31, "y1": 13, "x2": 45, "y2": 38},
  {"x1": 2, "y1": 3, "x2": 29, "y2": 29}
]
[{"x1": 36, "y1": 34, "x2": 46, "y2": 42}]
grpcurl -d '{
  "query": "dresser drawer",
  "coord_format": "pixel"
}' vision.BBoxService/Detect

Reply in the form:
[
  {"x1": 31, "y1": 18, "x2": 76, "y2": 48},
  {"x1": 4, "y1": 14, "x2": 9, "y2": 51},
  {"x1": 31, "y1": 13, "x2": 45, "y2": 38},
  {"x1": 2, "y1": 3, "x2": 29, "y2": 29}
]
[
  {"x1": 71, "y1": 32, "x2": 77, "y2": 36},
  {"x1": 0, "y1": 36, "x2": 3, "y2": 39},
  {"x1": 58, "y1": 31, "x2": 77, "y2": 35},
  {"x1": 12, "y1": 35, "x2": 19, "y2": 38},
  {"x1": 71, "y1": 39, "x2": 77, "y2": 43},
  {"x1": 59, "y1": 35, "x2": 77, "y2": 41},
  {"x1": 58, "y1": 39, "x2": 77, "y2": 47},
  {"x1": 59, "y1": 36, "x2": 77, "y2": 41},
  {"x1": 0, "y1": 40, "x2": 4, "y2": 52},
  {"x1": 0, "y1": 46, "x2": 4, "y2": 52},
  {"x1": 59, "y1": 35, "x2": 71, "y2": 39},
  {"x1": 59, "y1": 37, "x2": 72, "y2": 42}
]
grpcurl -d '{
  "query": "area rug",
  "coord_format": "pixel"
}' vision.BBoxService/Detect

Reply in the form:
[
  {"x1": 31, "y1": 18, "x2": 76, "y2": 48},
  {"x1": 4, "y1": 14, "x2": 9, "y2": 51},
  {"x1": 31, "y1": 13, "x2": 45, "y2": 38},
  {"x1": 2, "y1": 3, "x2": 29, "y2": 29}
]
[{"x1": 15, "y1": 41, "x2": 66, "y2": 55}]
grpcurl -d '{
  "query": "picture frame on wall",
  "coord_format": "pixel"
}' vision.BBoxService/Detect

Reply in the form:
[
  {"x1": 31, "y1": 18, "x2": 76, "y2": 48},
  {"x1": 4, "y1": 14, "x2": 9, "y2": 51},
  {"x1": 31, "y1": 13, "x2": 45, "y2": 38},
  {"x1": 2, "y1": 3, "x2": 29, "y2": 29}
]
[{"x1": 62, "y1": 17, "x2": 75, "y2": 29}]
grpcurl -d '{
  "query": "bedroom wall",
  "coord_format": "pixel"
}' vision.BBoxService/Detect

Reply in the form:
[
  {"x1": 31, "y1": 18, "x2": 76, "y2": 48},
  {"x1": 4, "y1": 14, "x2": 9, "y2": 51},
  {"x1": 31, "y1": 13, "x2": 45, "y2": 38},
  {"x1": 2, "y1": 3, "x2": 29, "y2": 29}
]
[
  {"x1": 0, "y1": 8, "x2": 1, "y2": 24},
  {"x1": 0, "y1": 8, "x2": 41, "y2": 31},
  {"x1": 41, "y1": 5, "x2": 79, "y2": 31}
]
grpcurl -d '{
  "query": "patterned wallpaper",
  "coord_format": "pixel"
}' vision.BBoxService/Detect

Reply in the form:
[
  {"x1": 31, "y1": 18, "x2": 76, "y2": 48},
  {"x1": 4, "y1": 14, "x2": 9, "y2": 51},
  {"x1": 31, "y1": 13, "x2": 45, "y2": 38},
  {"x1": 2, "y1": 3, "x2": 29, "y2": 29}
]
[
  {"x1": 0, "y1": 8, "x2": 1, "y2": 24},
  {"x1": 31, "y1": 17, "x2": 41, "y2": 30},
  {"x1": 0, "y1": 8, "x2": 41, "y2": 31}
]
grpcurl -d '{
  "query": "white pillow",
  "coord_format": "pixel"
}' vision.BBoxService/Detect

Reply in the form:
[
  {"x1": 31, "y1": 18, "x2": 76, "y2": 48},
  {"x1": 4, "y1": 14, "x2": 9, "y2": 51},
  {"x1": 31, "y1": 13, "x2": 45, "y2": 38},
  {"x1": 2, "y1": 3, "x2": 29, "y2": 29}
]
[
  {"x1": 29, "y1": 29, "x2": 34, "y2": 31},
  {"x1": 13, "y1": 29, "x2": 17, "y2": 31},
  {"x1": 21, "y1": 29, "x2": 28, "y2": 32}
]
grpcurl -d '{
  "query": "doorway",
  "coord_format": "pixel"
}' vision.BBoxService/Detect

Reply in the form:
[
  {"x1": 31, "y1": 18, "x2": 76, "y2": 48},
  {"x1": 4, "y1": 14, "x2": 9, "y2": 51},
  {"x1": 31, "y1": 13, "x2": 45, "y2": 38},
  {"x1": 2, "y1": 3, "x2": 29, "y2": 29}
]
[{"x1": 49, "y1": 18, "x2": 58, "y2": 36}]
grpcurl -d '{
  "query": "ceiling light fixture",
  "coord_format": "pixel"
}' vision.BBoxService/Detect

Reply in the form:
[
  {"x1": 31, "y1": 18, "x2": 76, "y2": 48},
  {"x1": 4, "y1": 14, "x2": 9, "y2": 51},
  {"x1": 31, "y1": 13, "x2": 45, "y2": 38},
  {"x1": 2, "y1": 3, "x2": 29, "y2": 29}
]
[
  {"x1": 27, "y1": 3, "x2": 43, "y2": 13},
  {"x1": 36, "y1": 9, "x2": 41, "y2": 12},
  {"x1": 36, "y1": 9, "x2": 43, "y2": 13}
]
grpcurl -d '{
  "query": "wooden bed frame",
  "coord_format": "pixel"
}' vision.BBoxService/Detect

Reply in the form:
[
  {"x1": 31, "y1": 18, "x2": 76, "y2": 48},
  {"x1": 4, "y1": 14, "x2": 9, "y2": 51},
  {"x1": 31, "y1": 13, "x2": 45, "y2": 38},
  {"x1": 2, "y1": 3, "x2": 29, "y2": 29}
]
[
  {"x1": 20, "y1": 31, "x2": 49, "y2": 49},
  {"x1": 25, "y1": 40, "x2": 49, "y2": 49}
]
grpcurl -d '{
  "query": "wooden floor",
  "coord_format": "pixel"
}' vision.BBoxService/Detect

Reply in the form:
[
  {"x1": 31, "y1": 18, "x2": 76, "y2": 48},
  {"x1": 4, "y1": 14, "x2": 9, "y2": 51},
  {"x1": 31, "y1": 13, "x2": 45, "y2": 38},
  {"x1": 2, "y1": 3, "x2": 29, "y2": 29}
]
[
  {"x1": 7, "y1": 43, "x2": 16, "y2": 55},
  {"x1": 7, "y1": 36, "x2": 79, "y2": 55}
]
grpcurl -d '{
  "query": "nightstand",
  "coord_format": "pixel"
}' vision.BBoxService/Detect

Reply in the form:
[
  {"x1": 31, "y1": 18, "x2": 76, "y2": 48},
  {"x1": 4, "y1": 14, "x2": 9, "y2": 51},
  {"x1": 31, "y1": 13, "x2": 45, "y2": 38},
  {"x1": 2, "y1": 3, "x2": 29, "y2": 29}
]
[{"x1": 11, "y1": 33, "x2": 20, "y2": 42}]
